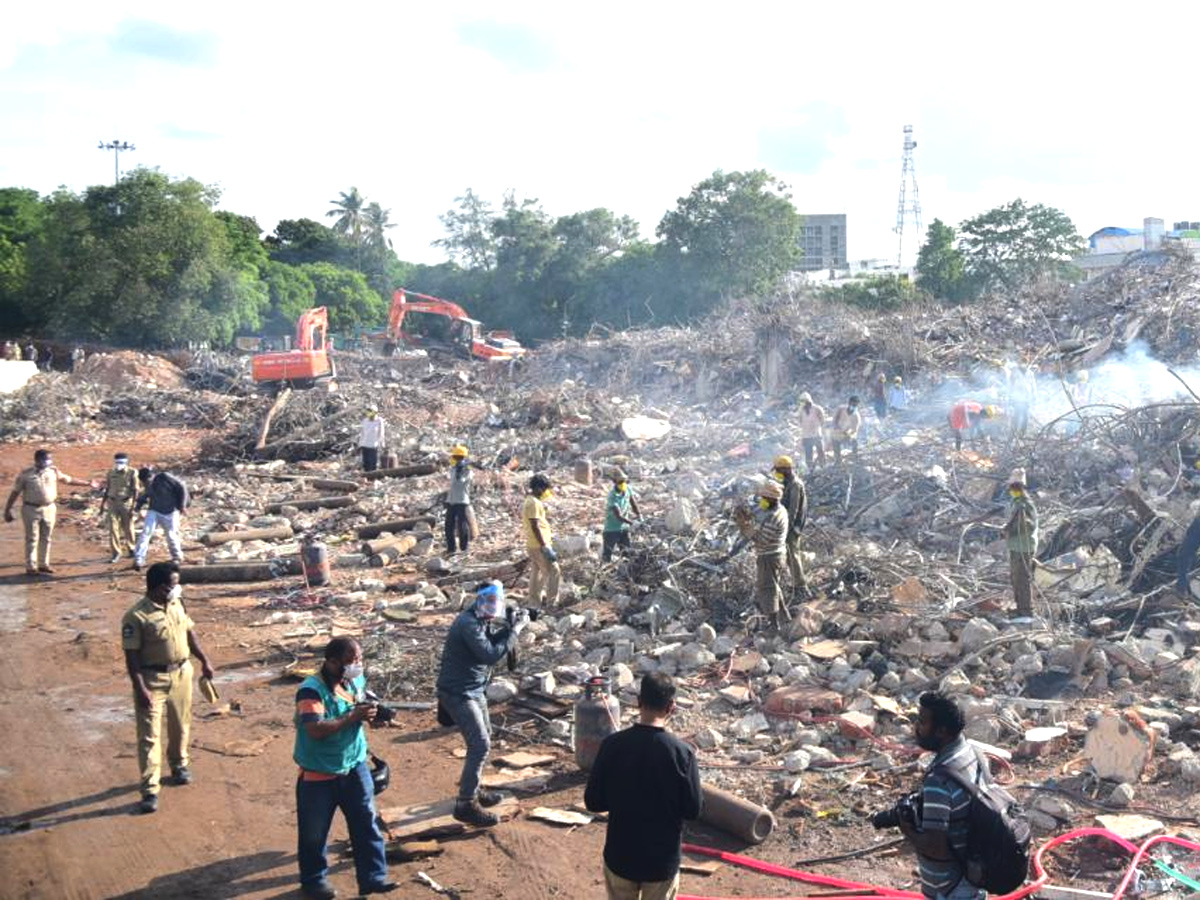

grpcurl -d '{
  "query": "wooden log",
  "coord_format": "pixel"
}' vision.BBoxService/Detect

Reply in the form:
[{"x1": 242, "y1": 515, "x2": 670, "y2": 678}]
[
  {"x1": 264, "y1": 495, "x2": 356, "y2": 514},
  {"x1": 356, "y1": 516, "x2": 437, "y2": 540},
  {"x1": 371, "y1": 536, "x2": 419, "y2": 567},
  {"x1": 308, "y1": 478, "x2": 359, "y2": 493},
  {"x1": 362, "y1": 533, "x2": 419, "y2": 558},
  {"x1": 179, "y1": 558, "x2": 302, "y2": 583},
  {"x1": 255, "y1": 387, "x2": 292, "y2": 451},
  {"x1": 202, "y1": 524, "x2": 295, "y2": 546},
  {"x1": 363, "y1": 463, "x2": 441, "y2": 481}
]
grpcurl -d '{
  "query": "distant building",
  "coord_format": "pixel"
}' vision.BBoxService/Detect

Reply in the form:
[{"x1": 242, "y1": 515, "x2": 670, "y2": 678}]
[
  {"x1": 797, "y1": 214, "x2": 847, "y2": 272},
  {"x1": 1077, "y1": 217, "x2": 1169, "y2": 280}
]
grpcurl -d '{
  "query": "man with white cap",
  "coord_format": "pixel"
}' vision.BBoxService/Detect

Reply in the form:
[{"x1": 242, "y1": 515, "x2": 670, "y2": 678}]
[
  {"x1": 734, "y1": 481, "x2": 790, "y2": 630},
  {"x1": 797, "y1": 392, "x2": 827, "y2": 470},
  {"x1": 1003, "y1": 468, "x2": 1038, "y2": 617},
  {"x1": 436, "y1": 581, "x2": 529, "y2": 826},
  {"x1": 359, "y1": 407, "x2": 386, "y2": 473}
]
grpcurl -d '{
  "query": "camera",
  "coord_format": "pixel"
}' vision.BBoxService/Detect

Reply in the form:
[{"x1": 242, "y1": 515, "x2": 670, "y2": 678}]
[
  {"x1": 363, "y1": 690, "x2": 396, "y2": 725},
  {"x1": 505, "y1": 605, "x2": 540, "y2": 626},
  {"x1": 871, "y1": 791, "x2": 921, "y2": 829}
]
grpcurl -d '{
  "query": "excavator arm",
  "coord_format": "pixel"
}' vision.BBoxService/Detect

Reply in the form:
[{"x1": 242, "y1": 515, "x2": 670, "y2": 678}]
[{"x1": 295, "y1": 307, "x2": 329, "y2": 351}]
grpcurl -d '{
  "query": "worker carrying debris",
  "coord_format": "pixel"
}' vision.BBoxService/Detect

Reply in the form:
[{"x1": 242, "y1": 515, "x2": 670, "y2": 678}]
[
  {"x1": 797, "y1": 392, "x2": 827, "y2": 470},
  {"x1": 1003, "y1": 468, "x2": 1038, "y2": 618},
  {"x1": 524, "y1": 473, "x2": 561, "y2": 606},
  {"x1": 358, "y1": 407, "x2": 386, "y2": 473},
  {"x1": 445, "y1": 444, "x2": 473, "y2": 554},
  {"x1": 134, "y1": 466, "x2": 189, "y2": 571},
  {"x1": 734, "y1": 480, "x2": 789, "y2": 630},
  {"x1": 831, "y1": 396, "x2": 862, "y2": 463},
  {"x1": 292, "y1": 636, "x2": 395, "y2": 898},
  {"x1": 4, "y1": 448, "x2": 94, "y2": 576},
  {"x1": 871, "y1": 691, "x2": 1029, "y2": 900},
  {"x1": 584, "y1": 672, "x2": 702, "y2": 900},
  {"x1": 100, "y1": 452, "x2": 139, "y2": 564},
  {"x1": 602, "y1": 468, "x2": 641, "y2": 562},
  {"x1": 948, "y1": 400, "x2": 999, "y2": 452},
  {"x1": 121, "y1": 561, "x2": 215, "y2": 815},
  {"x1": 772, "y1": 455, "x2": 810, "y2": 599},
  {"x1": 436, "y1": 582, "x2": 529, "y2": 827}
]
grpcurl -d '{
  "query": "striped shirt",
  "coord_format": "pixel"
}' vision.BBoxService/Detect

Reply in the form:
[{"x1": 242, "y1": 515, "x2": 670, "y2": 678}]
[
  {"x1": 752, "y1": 505, "x2": 788, "y2": 556},
  {"x1": 918, "y1": 736, "x2": 979, "y2": 899}
]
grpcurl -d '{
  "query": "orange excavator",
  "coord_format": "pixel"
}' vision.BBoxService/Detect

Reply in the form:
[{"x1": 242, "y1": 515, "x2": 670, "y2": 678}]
[
  {"x1": 251, "y1": 306, "x2": 337, "y2": 389},
  {"x1": 379, "y1": 289, "x2": 526, "y2": 361}
]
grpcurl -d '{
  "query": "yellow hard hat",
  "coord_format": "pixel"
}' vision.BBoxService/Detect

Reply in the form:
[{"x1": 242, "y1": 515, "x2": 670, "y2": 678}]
[
  {"x1": 773, "y1": 455, "x2": 794, "y2": 470},
  {"x1": 984, "y1": 405, "x2": 998, "y2": 417},
  {"x1": 451, "y1": 444, "x2": 468, "y2": 458}
]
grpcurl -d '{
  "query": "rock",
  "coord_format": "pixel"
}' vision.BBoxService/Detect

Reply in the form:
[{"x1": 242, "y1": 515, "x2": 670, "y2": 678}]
[
  {"x1": 783, "y1": 749, "x2": 812, "y2": 773},
  {"x1": 959, "y1": 617, "x2": 1000, "y2": 652},
  {"x1": 1084, "y1": 714, "x2": 1154, "y2": 783},
  {"x1": 485, "y1": 678, "x2": 518, "y2": 703},
  {"x1": 1027, "y1": 809, "x2": 1060, "y2": 832},
  {"x1": 924, "y1": 621, "x2": 950, "y2": 642},
  {"x1": 711, "y1": 635, "x2": 737, "y2": 659},
  {"x1": 1032, "y1": 794, "x2": 1075, "y2": 821},
  {"x1": 584, "y1": 646, "x2": 612, "y2": 667},
  {"x1": 719, "y1": 685, "x2": 753, "y2": 707},
  {"x1": 837, "y1": 711, "x2": 876, "y2": 738},
  {"x1": 843, "y1": 669, "x2": 876, "y2": 692},
  {"x1": 964, "y1": 719, "x2": 1002, "y2": 744},
  {"x1": 545, "y1": 720, "x2": 571, "y2": 740},
  {"x1": 1094, "y1": 813, "x2": 1164, "y2": 842},
  {"x1": 665, "y1": 498, "x2": 699, "y2": 534},
  {"x1": 610, "y1": 663, "x2": 635, "y2": 690},
  {"x1": 694, "y1": 726, "x2": 723, "y2": 750},
  {"x1": 764, "y1": 685, "x2": 844, "y2": 717},
  {"x1": 735, "y1": 749, "x2": 766, "y2": 764},
  {"x1": 1109, "y1": 783, "x2": 1136, "y2": 808},
  {"x1": 730, "y1": 712, "x2": 770, "y2": 741},
  {"x1": 879, "y1": 671, "x2": 901, "y2": 691},
  {"x1": 598, "y1": 624, "x2": 638, "y2": 644},
  {"x1": 696, "y1": 623, "x2": 717, "y2": 646},
  {"x1": 1013, "y1": 653, "x2": 1045, "y2": 678},
  {"x1": 676, "y1": 643, "x2": 715, "y2": 671},
  {"x1": 426, "y1": 556, "x2": 454, "y2": 575},
  {"x1": 553, "y1": 533, "x2": 593, "y2": 558},
  {"x1": 940, "y1": 668, "x2": 972, "y2": 694}
]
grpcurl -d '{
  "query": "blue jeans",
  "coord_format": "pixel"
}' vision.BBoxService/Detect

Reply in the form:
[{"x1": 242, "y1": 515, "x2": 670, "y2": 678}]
[
  {"x1": 296, "y1": 760, "x2": 388, "y2": 891},
  {"x1": 439, "y1": 691, "x2": 491, "y2": 800}
]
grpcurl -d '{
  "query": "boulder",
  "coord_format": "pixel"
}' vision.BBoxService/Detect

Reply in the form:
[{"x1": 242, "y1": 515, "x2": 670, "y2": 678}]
[
  {"x1": 959, "y1": 617, "x2": 1000, "y2": 652},
  {"x1": 485, "y1": 678, "x2": 518, "y2": 703},
  {"x1": 1084, "y1": 714, "x2": 1154, "y2": 782},
  {"x1": 665, "y1": 498, "x2": 699, "y2": 534}
]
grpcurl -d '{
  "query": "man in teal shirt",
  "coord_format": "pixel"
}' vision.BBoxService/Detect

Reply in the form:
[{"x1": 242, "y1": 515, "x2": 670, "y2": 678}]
[
  {"x1": 294, "y1": 638, "x2": 396, "y2": 899},
  {"x1": 602, "y1": 469, "x2": 641, "y2": 562}
]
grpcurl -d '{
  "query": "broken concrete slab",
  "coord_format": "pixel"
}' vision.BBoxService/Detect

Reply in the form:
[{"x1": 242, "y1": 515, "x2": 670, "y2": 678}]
[{"x1": 1083, "y1": 713, "x2": 1154, "y2": 782}]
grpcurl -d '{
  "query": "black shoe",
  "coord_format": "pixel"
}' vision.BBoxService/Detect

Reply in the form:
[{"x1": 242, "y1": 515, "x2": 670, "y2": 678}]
[
  {"x1": 477, "y1": 788, "x2": 504, "y2": 808},
  {"x1": 140, "y1": 793, "x2": 158, "y2": 814},
  {"x1": 300, "y1": 882, "x2": 336, "y2": 900},
  {"x1": 453, "y1": 798, "x2": 499, "y2": 827},
  {"x1": 172, "y1": 766, "x2": 192, "y2": 785},
  {"x1": 361, "y1": 882, "x2": 398, "y2": 895},
  {"x1": 133, "y1": 562, "x2": 143, "y2": 572}
]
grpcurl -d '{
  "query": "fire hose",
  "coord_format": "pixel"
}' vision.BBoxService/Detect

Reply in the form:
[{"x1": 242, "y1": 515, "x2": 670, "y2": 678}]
[{"x1": 676, "y1": 827, "x2": 1200, "y2": 900}]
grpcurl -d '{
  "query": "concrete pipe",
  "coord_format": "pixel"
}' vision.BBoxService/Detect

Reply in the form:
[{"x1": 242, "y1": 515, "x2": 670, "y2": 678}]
[
  {"x1": 699, "y1": 784, "x2": 775, "y2": 844},
  {"x1": 178, "y1": 558, "x2": 302, "y2": 584},
  {"x1": 356, "y1": 516, "x2": 437, "y2": 539}
]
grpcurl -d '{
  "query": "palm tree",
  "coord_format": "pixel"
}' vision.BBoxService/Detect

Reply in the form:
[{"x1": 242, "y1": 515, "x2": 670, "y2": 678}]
[
  {"x1": 364, "y1": 202, "x2": 395, "y2": 251},
  {"x1": 327, "y1": 186, "x2": 366, "y2": 269}
]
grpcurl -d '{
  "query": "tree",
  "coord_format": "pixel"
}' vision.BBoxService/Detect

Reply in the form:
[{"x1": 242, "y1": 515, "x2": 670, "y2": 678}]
[
  {"x1": 215, "y1": 212, "x2": 268, "y2": 275},
  {"x1": 265, "y1": 218, "x2": 353, "y2": 269},
  {"x1": 299, "y1": 262, "x2": 385, "y2": 332},
  {"x1": 957, "y1": 199, "x2": 1085, "y2": 292},
  {"x1": 262, "y1": 260, "x2": 316, "y2": 333},
  {"x1": 821, "y1": 274, "x2": 924, "y2": 311},
  {"x1": 327, "y1": 186, "x2": 367, "y2": 270},
  {"x1": 915, "y1": 219, "x2": 967, "y2": 302},
  {"x1": 656, "y1": 169, "x2": 802, "y2": 312},
  {"x1": 363, "y1": 202, "x2": 394, "y2": 252},
  {"x1": 435, "y1": 188, "x2": 497, "y2": 270},
  {"x1": 0, "y1": 187, "x2": 45, "y2": 330}
]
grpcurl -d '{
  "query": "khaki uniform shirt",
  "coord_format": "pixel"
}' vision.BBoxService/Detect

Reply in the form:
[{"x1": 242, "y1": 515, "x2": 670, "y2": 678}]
[
  {"x1": 104, "y1": 468, "x2": 139, "y2": 505},
  {"x1": 121, "y1": 595, "x2": 194, "y2": 667},
  {"x1": 13, "y1": 466, "x2": 70, "y2": 507}
]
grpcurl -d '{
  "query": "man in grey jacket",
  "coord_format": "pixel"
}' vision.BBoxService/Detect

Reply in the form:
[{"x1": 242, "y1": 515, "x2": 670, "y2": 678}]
[{"x1": 436, "y1": 582, "x2": 529, "y2": 826}]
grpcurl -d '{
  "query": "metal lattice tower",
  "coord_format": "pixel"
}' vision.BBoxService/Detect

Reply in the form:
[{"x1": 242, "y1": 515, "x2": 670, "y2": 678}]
[{"x1": 893, "y1": 125, "x2": 922, "y2": 268}]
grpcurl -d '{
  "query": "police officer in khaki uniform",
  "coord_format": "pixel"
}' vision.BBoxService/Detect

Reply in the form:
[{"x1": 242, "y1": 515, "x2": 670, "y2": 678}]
[
  {"x1": 121, "y1": 561, "x2": 215, "y2": 814},
  {"x1": 4, "y1": 448, "x2": 93, "y2": 576},
  {"x1": 100, "y1": 452, "x2": 138, "y2": 563}
]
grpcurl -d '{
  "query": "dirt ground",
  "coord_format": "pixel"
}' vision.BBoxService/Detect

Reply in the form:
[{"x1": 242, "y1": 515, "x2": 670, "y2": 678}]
[{"x1": 4, "y1": 430, "x2": 1180, "y2": 900}]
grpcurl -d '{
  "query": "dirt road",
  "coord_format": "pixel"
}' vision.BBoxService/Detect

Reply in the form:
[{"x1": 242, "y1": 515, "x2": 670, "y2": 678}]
[{"x1": 0, "y1": 432, "x2": 907, "y2": 900}]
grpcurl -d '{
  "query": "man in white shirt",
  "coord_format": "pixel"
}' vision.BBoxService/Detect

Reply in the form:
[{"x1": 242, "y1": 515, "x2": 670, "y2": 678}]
[
  {"x1": 359, "y1": 408, "x2": 386, "y2": 472},
  {"x1": 797, "y1": 392, "x2": 827, "y2": 470}
]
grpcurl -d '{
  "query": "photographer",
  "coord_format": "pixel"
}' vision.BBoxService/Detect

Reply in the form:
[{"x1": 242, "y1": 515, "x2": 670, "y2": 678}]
[
  {"x1": 293, "y1": 638, "x2": 396, "y2": 899},
  {"x1": 871, "y1": 692, "x2": 984, "y2": 900},
  {"x1": 436, "y1": 582, "x2": 529, "y2": 827}
]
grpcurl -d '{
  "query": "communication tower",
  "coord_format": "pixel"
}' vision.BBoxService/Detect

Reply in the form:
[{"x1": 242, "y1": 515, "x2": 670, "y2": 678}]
[{"x1": 894, "y1": 125, "x2": 922, "y2": 268}]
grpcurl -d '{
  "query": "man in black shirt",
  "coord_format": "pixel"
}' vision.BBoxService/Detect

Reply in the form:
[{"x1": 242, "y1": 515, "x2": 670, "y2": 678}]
[{"x1": 584, "y1": 673, "x2": 702, "y2": 899}]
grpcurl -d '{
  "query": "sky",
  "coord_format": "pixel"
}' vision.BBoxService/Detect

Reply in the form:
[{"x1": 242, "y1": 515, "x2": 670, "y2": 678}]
[{"x1": 3, "y1": 1, "x2": 1199, "y2": 268}]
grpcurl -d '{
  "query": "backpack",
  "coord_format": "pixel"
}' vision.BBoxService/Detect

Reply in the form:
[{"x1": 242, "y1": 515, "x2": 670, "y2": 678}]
[{"x1": 933, "y1": 759, "x2": 1032, "y2": 894}]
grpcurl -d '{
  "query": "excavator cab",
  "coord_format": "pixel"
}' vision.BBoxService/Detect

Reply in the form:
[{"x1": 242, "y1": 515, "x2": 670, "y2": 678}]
[{"x1": 251, "y1": 306, "x2": 337, "y2": 390}]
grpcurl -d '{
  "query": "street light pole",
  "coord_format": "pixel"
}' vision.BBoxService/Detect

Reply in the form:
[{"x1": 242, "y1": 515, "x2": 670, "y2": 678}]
[{"x1": 97, "y1": 140, "x2": 136, "y2": 184}]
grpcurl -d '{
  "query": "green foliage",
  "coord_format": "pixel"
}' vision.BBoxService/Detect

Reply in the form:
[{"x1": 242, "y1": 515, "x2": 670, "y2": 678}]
[
  {"x1": 958, "y1": 199, "x2": 1085, "y2": 291},
  {"x1": 915, "y1": 219, "x2": 968, "y2": 302},
  {"x1": 299, "y1": 262, "x2": 385, "y2": 332},
  {"x1": 656, "y1": 169, "x2": 802, "y2": 312},
  {"x1": 0, "y1": 187, "x2": 46, "y2": 330},
  {"x1": 435, "y1": 188, "x2": 497, "y2": 270},
  {"x1": 821, "y1": 275, "x2": 923, "y2": 311},
  {"x1": 262, "y1": 260, "x2": 316, "y2": 333},
  {"x1": 266, "y1": 218, "x2": 353, "y2": 268}
]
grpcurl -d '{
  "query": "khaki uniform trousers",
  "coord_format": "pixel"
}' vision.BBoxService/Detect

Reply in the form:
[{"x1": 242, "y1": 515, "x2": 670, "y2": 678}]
[
  {"x1": 604, "y1": 864, "x2": 679, "y2": 900},
  {"x1": 755, "y1": 553, "x2": 784, "y2": 616},
  {"x1": 1010, "y1": 551, "x2": 1035, "y2": 616},
  {"x1": 528, "y1": 550, "x2": 562, "y2": 606},
  {"x1": 107, "y1": 502, "x2": 135, "y2": 556},
  {"x1": 135, "y1": 660, "x2": 193, "y2": 795},
  {"x1": 785, "y1": 533, "x2": 809, "y2": 595},
  {"x1": 21, "y1": 503, "x2": 56, "y2": 571}
]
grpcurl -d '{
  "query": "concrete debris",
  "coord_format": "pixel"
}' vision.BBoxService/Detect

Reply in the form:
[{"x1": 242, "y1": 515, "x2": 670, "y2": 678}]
[{"x1": 1084, "y1": 714, "x2": 1154, "y2": 783}]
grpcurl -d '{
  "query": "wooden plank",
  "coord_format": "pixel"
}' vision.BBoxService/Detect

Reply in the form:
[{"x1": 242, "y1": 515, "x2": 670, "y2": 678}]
[
  {"x1": 494, "y1": 751, "x2": 556, "y2": 769},
  {"x1": 379, "y1": 797, "x2": 520, "y2": 841},
  {"x1": 479, "y1": 767, "x2": 552, "y2": 794}
]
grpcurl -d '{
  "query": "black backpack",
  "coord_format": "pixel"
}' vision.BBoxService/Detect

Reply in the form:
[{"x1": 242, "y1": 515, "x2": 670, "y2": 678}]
[{"x1": 933, "y1": 759, "x2": 1032, "y2": 894}]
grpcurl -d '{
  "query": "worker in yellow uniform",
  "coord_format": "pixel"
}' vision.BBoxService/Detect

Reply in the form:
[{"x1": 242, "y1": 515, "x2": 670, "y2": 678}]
[
  {"x1": 4, "y1": 448, "x2": 94, "y2": 576},
  {"x1": 121, "y1": 561, "x2": 215, "y2": 814},
  {"x1": 523, "y1": 473, "x2": 561, "y2": 606},
  {"x1": 100, "y1": 452, "x2": 139, "y2": 564}
]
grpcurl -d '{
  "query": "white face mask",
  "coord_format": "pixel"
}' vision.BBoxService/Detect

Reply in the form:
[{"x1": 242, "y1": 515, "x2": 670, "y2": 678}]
[
  {"x1": 343, "y1": 662, "x2": 364, "y2": 682},
  {"x1": 167, "y1": 585, "x2": 182, "y2": 602},
  {"x1": 115, "y1": 460, "x2": 128, "y2": 470}
]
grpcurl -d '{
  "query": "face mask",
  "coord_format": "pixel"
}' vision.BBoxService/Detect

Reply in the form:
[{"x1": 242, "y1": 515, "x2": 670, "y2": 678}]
[
  {"x1": 541, "y1": 489, "x2": 553, "y2": 500},
  {"x1": 849, "y1": 406, "x2": 858, "y2": 413},
  {"x1": 758, "y1": 498, "x2": 771, "y2": 510},
  {"x1": 36, "y1": 459, "x2": 51, "y2": 471},
  {"x1": 1009, "y1": 489, "x2": 1022, "y2": 499},
  {"x1": 772, "y1": 471, "x2": 785, "y2": 483},
  {"x1": 115, "y1": 460, "x2": 128, "y2": 470},
  {"x1": 168, "y1": 585, "x2": 182, "y2": 602},
  {"x1": 343, "y1": 662, "x2": 364, "y2": 682},
  {"x1": 615, "y1": 483, "x2": 627, "y2": 493}
]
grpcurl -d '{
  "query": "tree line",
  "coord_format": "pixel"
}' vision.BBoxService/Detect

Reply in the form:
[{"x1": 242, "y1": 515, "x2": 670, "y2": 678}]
[{"x1": 0, "y1": 166, "x2": 1086, "y2": 347}]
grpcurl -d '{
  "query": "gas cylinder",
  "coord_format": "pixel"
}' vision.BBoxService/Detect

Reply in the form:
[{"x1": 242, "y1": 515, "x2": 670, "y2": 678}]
[
  {"x1": 301, "y1": 539, "x2": 331, "y2": 587},
  {"x1": 573, "y1": 676, "x2": 621, "y2": 771}
]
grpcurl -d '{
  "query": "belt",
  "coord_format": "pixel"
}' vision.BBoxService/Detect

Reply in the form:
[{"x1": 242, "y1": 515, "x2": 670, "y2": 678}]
[
  {"x1": 23, "y1": 501, "x2": 53, "y2": 508},
  {"x1": 141, "y1": 660, "x2": 187, "y2": 673}
]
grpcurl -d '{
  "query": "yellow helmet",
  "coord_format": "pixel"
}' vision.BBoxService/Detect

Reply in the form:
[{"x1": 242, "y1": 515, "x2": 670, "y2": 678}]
[
  {"x1": 451, "y1": 444, "x2": 468, "y2": 458},
  {"x1": 773, "y1": 455, "x2": 794, "y2": 470}
]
